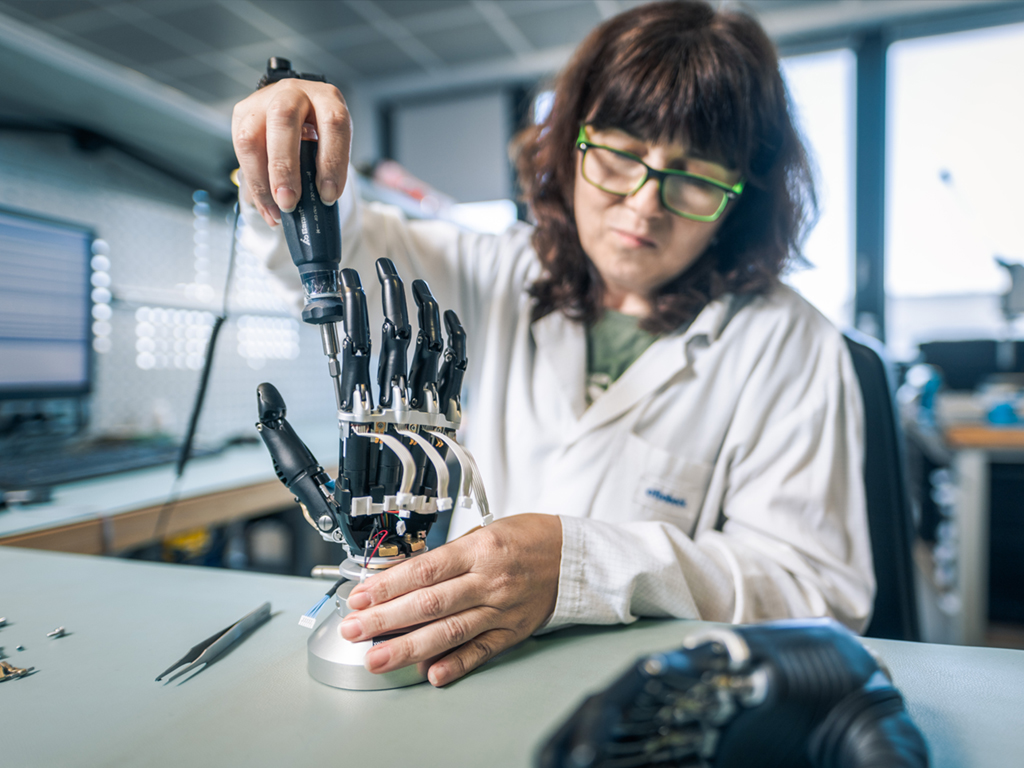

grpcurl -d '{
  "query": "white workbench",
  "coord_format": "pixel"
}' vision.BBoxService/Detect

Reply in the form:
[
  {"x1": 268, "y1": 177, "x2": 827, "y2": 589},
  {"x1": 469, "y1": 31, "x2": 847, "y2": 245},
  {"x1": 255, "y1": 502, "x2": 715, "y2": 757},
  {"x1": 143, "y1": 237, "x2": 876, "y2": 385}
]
[{"x1": 2, "y1": 547, "x2": 1022, "y2": 767}]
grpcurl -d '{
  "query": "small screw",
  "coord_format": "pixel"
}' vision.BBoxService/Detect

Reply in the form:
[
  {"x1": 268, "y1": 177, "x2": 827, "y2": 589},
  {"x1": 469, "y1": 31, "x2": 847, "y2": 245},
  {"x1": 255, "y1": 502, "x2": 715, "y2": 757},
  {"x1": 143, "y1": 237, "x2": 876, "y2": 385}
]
[
  {"x1": 0, "y1": 617, "x2": 7, "y2": 627},
  {"x1": 46, "y1": 627, "x2": 66, "y2": 639},
  {"x1": 643, "y1": 657, "x2": 665, "y2": 676},
  {"x1": 16, "y1": 645, "x2": 25, "y2": 651}
]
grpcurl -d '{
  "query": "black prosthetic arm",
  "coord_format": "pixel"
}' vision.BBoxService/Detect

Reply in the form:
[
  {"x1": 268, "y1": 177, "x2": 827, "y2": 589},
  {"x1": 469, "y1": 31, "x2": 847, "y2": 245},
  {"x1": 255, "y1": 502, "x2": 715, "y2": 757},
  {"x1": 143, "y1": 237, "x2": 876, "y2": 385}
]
[{"x1": 538, "y1": 619, "x2": 929, "y2": 768}]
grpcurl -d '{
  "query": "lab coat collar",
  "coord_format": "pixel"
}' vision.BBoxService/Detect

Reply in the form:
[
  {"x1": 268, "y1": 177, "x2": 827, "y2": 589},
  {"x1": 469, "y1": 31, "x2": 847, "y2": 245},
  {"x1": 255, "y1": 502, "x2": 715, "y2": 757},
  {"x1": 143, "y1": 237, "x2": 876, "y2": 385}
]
[{"x1": 532, "y1": 295, "x2": 736, "y2": 440}]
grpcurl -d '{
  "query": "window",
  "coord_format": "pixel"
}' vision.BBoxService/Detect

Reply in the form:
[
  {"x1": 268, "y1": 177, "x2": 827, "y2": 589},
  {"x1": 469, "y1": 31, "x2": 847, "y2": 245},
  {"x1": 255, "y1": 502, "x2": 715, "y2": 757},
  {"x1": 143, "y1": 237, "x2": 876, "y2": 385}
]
[
  {"x1": 887, "y1": 22, "x2": 1024, "y2": 360},
  {"x1": 780, "y1": 48, "x2": 857, "y2": 330}
]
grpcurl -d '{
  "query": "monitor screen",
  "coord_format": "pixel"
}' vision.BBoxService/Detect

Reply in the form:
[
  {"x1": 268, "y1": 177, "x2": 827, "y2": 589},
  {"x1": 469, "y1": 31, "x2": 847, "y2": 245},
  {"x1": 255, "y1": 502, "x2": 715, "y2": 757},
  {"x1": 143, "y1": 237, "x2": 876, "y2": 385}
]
[{"x1": 0, "y1": 207, "x2": 95, "y2": 398}]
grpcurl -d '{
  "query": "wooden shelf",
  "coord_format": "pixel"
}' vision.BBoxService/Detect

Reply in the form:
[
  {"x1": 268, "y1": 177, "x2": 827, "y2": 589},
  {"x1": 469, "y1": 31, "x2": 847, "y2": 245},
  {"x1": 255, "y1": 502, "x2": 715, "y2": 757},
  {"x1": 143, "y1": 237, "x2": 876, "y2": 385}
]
[
  {"x1": 0, "y1": 478, "x2": 296, "y2": 555},
  {"x1": 945, "y1": 424, "x2": 1024, "y2": 450}
]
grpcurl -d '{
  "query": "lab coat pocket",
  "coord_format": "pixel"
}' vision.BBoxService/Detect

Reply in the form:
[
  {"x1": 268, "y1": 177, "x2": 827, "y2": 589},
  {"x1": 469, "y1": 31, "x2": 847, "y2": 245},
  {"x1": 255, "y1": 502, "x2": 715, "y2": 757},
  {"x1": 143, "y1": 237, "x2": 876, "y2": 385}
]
[{"x1": 619, "y1": 432, "x2": 711, "y2": 536}]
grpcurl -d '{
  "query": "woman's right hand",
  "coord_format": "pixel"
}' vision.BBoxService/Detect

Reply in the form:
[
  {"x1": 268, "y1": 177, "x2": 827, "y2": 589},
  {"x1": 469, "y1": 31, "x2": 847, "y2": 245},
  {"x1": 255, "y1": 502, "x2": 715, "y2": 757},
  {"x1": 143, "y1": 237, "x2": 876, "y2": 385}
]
[{"x1": 231, "y1": 78, "x2": 352, "y2": 228}]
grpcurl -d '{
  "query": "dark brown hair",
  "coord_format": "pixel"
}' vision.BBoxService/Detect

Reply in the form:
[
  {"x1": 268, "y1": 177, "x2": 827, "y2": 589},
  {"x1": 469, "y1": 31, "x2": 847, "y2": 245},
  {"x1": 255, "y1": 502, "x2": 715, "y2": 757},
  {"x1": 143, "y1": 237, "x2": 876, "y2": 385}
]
[{"x1": 514, "y1": 0, "x2": 816, "y2": 334}]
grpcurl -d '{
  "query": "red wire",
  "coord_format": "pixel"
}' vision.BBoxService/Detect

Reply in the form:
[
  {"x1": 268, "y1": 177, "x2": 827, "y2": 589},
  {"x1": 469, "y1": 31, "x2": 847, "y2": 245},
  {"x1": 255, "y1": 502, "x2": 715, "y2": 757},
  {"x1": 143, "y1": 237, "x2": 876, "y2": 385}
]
[
  {"x1": 364, "y1": 529, "x2": 388, "y2": 565},
  {"x1": 369, "y1": 530, "x2": 387, "y2": 559}
]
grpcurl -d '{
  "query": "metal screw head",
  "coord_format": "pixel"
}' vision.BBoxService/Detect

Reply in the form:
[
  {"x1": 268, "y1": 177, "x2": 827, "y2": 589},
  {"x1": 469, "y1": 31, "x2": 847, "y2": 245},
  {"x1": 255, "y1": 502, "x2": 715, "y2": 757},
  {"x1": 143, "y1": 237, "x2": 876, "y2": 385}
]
[
  {"x1": 569, "y1": 744, "x2": 596, "y2": 767},
  {"x1": 0, "y1": 617, "x2": 7, "y2": 627},
  {"x1": 16, "y1": 645, "x2": 25, "y2": 651},
  {"x1": 643, "y1": 656, "x2": 665, "y2": 676},
  {"x1": 317, "y1": 515, "x2": 334, "y2": 532}
]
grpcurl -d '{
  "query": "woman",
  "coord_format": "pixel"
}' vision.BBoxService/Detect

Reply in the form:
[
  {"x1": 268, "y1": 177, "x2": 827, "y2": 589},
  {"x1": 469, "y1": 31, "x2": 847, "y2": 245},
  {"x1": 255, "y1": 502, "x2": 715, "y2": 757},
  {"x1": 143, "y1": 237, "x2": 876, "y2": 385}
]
[{"x1": 233, "y1": 0, "x2": 874, "y2": 688}]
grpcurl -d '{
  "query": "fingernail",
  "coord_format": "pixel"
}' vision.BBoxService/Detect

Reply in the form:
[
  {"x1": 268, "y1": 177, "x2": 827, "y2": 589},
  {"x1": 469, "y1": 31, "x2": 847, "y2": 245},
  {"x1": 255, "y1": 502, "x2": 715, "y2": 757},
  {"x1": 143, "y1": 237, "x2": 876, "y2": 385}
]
[
  {"x1": 319, "y1": 180, "x2": 338, "y2": 205},
  {"x1": 347, "y1": 591, "x2": 371, "y2": 610},
  {"x1": 364, "y1": 644, "x2": 391, "y2": 672},
  {"x1": 267, "y1": 201, "x2": 282, "y2": 224},
  {"x1": 340, "y1": 617, "x2": 363, "y2": 641},
  {"x1": 428, "y1": 667, "x2": 445, "y2": 687},
  {"x1": 275, "y1": 186, "x2": 297, "y2": 212}
]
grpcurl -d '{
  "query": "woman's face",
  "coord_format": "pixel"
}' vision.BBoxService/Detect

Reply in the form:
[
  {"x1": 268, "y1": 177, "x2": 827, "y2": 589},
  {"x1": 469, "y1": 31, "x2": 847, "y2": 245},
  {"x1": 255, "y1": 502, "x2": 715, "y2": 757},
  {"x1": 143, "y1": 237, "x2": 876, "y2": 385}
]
[{"x1": 572, "y1": 126, "x2": 741, "y2": 314}]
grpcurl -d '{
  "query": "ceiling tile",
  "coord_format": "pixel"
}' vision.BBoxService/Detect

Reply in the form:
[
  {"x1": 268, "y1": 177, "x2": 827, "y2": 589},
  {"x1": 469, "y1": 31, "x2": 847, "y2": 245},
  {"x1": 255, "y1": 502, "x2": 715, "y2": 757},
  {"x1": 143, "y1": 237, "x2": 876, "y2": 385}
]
[
  {"x1": 155, "y1": 4, "x2": 272, "y2": 49},
  {"x1": 375, "y1": 0, "x2": 471, "y2": 19},
  {"x1": 304, "y1": 24, "x2": 386, "y2": 52},
  {"x1": 332, "y1": 38, "x2": 422, "y2": 79},
  {"x1": 173, "y1": 70, "x2": 249, "y2": 103},
  {"x1": 418, "y1": 22, "x2": 513, "y2": 66},
  {"x1": 498, "y1": 0, "x2": 589, "y2": 18},
  {"x1": 513, "y1": 3, "x2": 602, "y2": 49},
  {"x1": 250, "y1": 0, "x2": 364, "y2": 34},
  {"x1": 0, "y1": 0, "x2": 96, "y2": 21},
  {"x1": 78, "y1": 22, "x2": 185, "y2": 65}
]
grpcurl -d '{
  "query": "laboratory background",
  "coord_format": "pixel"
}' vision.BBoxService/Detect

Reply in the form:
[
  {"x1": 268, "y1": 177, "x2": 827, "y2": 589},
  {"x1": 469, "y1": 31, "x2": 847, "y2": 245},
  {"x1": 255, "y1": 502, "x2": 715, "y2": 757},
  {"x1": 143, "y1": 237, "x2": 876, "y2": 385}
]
[{"x1": 1, "y1": 1, "x2": 1023, "y2": 767}]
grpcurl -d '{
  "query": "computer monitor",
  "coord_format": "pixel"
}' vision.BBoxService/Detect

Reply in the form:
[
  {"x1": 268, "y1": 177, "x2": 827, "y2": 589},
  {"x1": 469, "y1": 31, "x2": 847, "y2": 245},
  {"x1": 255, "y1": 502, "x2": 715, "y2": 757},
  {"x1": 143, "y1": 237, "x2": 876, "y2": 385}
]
[{"x1": 0, "y1": 206, "x2": 95, "y2": 399}]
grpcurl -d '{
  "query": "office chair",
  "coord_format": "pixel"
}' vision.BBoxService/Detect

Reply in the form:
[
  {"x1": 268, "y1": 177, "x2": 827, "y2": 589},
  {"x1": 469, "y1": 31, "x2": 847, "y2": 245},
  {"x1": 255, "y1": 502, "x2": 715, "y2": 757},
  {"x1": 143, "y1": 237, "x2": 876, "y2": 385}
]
[{"x1": 844, "y1": 331, "x2": 921, "y2": 641}]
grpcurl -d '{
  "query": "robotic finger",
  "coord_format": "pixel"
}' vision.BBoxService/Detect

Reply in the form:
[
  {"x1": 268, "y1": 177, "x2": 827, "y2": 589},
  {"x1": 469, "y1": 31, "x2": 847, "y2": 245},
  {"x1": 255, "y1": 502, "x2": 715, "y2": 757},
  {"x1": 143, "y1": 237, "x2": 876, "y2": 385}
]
[
  {"x1": 408, "y1": 280, "x2": 443, "y2": 412},
  {"x1": 437, "y1": 310, "x2": 467, "y2": 423},
  {"x1": 375, "y1": 258, "x2": 411, "y2": 412}
]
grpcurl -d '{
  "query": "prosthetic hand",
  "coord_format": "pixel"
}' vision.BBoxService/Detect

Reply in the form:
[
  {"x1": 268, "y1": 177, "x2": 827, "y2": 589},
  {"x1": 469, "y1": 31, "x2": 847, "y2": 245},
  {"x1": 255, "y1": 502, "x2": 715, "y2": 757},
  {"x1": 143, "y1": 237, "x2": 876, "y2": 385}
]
[
  {"x1": 538, "y1": 619, "x2": 929, "y2": 768},
  {"x1": 251, "y1": 109, "x2": 489, "y2": 689},
  {"x1": 254, "y1": 258, "x2": 488, "y2": 564}
]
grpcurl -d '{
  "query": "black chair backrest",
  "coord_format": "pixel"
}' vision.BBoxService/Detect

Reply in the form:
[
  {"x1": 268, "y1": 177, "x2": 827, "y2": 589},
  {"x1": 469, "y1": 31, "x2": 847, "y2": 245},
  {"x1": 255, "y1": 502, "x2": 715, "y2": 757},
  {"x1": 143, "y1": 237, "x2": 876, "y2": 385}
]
[{"x1": 844, "y1": 332, "x2": 921, "y2": 641}]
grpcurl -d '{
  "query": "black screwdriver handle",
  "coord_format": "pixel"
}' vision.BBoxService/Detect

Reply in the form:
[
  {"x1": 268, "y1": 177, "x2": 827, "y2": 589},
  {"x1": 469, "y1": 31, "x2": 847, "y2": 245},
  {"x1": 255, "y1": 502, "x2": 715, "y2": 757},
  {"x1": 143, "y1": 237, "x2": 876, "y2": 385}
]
[{"x1": 281, "y1": 138, "x2": 344, "y2": 325}]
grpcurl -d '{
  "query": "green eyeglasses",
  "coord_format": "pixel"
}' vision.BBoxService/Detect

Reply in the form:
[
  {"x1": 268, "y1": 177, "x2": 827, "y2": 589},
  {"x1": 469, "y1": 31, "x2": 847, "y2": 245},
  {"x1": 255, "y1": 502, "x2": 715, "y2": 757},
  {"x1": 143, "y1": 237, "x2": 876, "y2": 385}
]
[{"x1": 575, "y1": 126, "x2": 744, "y2": 222}]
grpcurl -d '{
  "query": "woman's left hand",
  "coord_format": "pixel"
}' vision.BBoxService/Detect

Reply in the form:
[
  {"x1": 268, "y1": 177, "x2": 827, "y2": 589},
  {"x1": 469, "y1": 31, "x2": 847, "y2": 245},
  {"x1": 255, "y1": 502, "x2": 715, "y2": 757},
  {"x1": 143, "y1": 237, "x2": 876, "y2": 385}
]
[{"x1": 341, "y1": 513, "x2": 562, "y2": 687}]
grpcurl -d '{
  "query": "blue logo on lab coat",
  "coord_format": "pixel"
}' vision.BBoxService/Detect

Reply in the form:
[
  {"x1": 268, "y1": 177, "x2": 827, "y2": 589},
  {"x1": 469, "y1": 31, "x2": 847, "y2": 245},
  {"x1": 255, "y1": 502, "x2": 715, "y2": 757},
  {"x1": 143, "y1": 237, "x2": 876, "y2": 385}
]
[{"x1": 645, "y1": 488, "x2": 687, "y2": 507}]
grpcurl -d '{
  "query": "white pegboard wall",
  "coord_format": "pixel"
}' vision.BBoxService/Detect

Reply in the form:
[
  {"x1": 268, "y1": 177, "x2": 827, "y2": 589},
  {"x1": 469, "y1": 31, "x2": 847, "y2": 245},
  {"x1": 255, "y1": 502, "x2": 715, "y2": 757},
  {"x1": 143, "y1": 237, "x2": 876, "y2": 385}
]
[{"x1": 0, "y1": 132, "x2": 338, "y2": 447}]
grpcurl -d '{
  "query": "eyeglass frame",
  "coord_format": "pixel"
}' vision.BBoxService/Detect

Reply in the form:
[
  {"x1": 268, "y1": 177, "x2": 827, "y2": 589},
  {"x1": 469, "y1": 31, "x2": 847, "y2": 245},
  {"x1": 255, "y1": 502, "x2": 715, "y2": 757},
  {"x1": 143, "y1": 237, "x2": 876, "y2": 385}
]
[{"x1": 574, "y1": 125, "x2": 745, "y2": 222}]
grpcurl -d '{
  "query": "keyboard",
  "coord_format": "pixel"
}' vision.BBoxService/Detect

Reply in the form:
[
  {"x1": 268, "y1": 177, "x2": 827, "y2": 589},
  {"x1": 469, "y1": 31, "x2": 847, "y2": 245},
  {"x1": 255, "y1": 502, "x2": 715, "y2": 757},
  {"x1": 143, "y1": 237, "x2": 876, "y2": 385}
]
[{"x1": 0, "y1": 440, "x2": 221, "y2": 489}]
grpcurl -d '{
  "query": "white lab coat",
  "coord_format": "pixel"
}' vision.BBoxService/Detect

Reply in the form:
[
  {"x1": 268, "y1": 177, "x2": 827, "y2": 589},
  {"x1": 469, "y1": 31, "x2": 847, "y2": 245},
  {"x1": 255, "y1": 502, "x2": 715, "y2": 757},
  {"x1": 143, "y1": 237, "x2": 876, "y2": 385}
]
[{"x1": 241, "y1": 182, "x2": 875, "y2": 633}]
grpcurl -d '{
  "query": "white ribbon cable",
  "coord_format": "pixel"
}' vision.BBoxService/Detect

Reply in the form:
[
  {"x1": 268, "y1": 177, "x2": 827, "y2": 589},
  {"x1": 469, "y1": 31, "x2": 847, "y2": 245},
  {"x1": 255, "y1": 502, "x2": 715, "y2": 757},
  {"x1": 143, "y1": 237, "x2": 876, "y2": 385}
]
[
  {"x1": 461, "y1": 446, "x2": 491, "y2": 523},
  {"x1": 396, "y1": 429, "x2": 451, "y2": 501},
  {"x1": 427, "y1": 431, "x2": 490, "y2": 525},
  {"x1": 355, "y1": 431, "x2": 416, "y2": 498},
  {"x1": 425, "y1": 430, "x2": 473, "y2": 503}
]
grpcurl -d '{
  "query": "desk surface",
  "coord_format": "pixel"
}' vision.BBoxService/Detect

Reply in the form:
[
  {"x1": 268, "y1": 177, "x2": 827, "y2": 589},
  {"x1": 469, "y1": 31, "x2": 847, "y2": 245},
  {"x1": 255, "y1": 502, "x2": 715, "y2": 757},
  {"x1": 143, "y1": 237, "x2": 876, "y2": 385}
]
[{"x1": 2, "y1": 548, "x2": 1022, "y2": 768}]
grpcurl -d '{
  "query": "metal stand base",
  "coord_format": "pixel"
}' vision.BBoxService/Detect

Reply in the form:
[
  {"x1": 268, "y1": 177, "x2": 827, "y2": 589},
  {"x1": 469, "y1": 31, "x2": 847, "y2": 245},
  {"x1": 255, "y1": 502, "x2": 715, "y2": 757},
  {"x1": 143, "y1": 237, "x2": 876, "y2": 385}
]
[{"x1": 306, "y1": 559, "x2": 428, "y2": 691}]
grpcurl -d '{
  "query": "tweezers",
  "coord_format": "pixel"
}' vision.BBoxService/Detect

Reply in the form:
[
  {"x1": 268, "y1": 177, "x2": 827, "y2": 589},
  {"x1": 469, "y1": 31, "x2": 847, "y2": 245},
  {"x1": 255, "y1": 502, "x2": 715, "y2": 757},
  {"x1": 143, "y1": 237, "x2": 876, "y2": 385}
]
[{"x1": 156, "y1": 602, "x2": 271, "y2": 683}]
